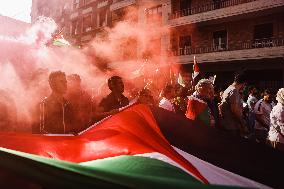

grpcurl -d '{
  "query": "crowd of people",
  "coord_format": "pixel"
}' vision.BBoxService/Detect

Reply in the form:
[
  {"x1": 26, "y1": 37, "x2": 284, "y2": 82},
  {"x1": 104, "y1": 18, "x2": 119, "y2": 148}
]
[
  {"x1": 147, "y1": 72, "x2": 284, "y2": 152},
  {"x1": 0, "y1": 70, "x2": 284, "y2": 152}
]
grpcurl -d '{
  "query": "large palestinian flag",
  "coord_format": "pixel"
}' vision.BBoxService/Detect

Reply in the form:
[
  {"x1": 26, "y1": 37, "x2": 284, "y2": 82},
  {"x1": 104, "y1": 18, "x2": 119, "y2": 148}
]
[{"x1": 0, "y1": 104, "x2": 283, "y2": 188}]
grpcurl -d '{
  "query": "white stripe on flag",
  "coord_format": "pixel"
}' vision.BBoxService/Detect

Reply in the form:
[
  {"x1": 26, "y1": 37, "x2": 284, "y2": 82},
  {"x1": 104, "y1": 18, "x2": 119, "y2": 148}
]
[
  {"x1": 135, "y1": 152, "x2": 204, "y2": 183},
  {"x1": 136, "y1": 147, "x2": 271, "y2": 189}
]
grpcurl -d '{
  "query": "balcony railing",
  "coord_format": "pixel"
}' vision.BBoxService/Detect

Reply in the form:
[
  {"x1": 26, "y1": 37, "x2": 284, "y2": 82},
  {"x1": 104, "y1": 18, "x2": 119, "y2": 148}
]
[
  {"x1": 169, "y1": 0, "x2": 257, "y2": 20},
  {"x1": 171, "y1": 37, "x2": 284, "y2": 56},
  {"x1": 110, "y1": 0, "x2": 136, "y2": 11}
]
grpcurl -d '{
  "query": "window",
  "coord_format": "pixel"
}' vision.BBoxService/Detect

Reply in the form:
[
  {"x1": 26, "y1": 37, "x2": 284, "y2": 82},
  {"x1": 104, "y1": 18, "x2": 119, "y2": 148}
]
[
  {"x1": 179, "y1": 0, "x2": 191, "y2": 16},
  {"x1": 178, "y1": 35, "x2": 191, "y2": 55},
  {"x1": 213, "y1": 30, "x2": 227, "y2": 50},
  {"x1": 98, "y1": 10, "x2": 107, "y2": 27},
  {"x1": 180, "y1": 0, "x2": 191, "y2": 10},
  {"x1": 213, "y1": 0, "x2": 222, "y2": 9},
  {"x1": 112, "y1": 9, "x2": 125, "y2": 23},
  {"x1": 179, "y1": 35, "x2": 191, "y2": 48},
  {"x1": 254, "y1": 23, "x2": 273, "y2": 39},
  {"x1": 111, "y1": 9, "x2": 121, "y2": 23},
  {"x1": 83, "y1": 15, "x2": 92, "y2": 32},
  {"x1": 253, "y1": 23, "x2": 274, "y2": 48},
  {"x1": 146, "y1": 5, "x2": 162, "y2": 24},
  {"x1": 73, "y1": 0, "x2": 79, "y2": 9},
  {"x1": 72, "y1": 20, "x2": 79, "y2": 35}
]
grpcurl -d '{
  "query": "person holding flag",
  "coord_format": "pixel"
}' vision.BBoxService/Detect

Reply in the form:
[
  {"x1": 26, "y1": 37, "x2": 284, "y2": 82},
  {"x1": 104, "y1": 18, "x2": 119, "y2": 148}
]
[
  {"x1": 187, "y1": 55, "x2": 201, "y2": 92},
  {"x1": 192, "y1": 56, "x2": 200, "y2": 81},
  {"x1": 186, "y1": 79, "x2": 216, "y2": 127}
]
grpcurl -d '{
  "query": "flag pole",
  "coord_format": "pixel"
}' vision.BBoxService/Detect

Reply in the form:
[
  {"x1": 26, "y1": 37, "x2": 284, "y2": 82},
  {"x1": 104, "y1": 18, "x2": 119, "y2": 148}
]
[{"x1": 191, "y1": 55, "x2": 197, "y2": 91}]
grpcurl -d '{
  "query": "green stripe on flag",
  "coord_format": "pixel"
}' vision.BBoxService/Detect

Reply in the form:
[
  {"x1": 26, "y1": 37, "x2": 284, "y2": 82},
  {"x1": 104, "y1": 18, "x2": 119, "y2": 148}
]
[
  {"x1": 198, "y1": 107, "x2": 211, "y2": 126},
  {"x1": 53, "y1": 40, "x2": 68, "y2": 46},
  {"x1": 0, "y1": 147, "x2": 248, "y2": 189}
]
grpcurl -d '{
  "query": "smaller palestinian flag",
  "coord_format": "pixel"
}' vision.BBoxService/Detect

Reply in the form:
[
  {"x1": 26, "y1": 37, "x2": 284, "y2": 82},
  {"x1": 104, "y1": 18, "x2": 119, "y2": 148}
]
[
  {"x1": 192, "y1": 56, "x2": 200, "y2": 80},
  {"x1": 52, "y1": 29, "x2": 70, "y2": 46},
  {"x1": 186, "y1": 96, "x2": 211, "y2": 127},
  {"x1": 52, "y1": 35, "x2": 70, "y2": 46}
]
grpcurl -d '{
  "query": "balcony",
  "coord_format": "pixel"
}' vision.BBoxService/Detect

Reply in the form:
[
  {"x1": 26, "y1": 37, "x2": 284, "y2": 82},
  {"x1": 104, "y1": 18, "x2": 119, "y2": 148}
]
[
  {"x1": 110, "y1": 0, "x2": 136, "y2": 11},
  {"x1": 171, "y1": 37, "x2": 284, "y2": 63},
  {"x1": 168, "y1": 0, "x2": 284, "y2": 27}
]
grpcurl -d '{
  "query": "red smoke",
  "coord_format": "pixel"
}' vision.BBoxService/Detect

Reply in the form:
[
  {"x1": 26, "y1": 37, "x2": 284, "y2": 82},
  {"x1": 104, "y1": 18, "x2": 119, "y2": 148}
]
[{"x1": 0, "y1": 10, "x2": 179, "y2": 132}]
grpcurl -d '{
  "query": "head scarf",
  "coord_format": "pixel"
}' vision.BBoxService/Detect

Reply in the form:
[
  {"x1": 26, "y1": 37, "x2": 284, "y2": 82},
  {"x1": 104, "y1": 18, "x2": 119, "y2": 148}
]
[{"x1": 276, "y1": 88, "x2": 284, "y2": 105}]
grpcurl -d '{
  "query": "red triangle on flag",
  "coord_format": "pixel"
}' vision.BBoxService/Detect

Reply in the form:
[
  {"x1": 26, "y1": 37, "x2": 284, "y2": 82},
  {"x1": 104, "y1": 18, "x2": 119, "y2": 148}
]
[{"x1": 0, "y1": 104, "x2": 208, "y2": 184}]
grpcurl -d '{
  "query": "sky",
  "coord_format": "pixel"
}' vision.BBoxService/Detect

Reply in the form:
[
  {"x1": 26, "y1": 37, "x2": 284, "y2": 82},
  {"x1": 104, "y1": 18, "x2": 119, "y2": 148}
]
[{"x1": 0, "y1": 0, "x2": 32, "y2": 23}]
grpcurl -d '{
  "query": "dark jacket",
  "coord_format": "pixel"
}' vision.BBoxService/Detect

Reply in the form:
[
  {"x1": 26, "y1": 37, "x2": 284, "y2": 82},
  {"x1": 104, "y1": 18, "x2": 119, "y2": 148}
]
[
  {"x1": 99, "y1": 92, "x2": 129, "y2": 112},
  {"x1": 32, "y1": 95, "x2": 74, "y2": 134}
]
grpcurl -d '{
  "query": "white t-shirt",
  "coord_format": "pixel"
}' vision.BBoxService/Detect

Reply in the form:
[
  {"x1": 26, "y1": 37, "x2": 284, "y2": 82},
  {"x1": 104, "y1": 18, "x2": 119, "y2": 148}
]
[
  {"x1": 159, "y1": 97, "x2": 175, "y2": 112},
  {"x1": 254, "y1": 99, "x2": 272, "y2": 130},
  {"x1": 268, "y1": 103, "x2": 284, "y2": 144}
]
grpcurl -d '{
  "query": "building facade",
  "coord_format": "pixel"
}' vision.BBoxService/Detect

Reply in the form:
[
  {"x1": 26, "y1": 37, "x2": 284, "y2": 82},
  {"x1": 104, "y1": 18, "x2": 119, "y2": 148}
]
[
  {"x1": 31, "y1": 0, "x2": 136, "y2": 45},
  {"x1": 31, "y1": 0, "x2": 284, "y2": 89},
  {"x1": 167, "y1": 0, "x2": 284, "y2": 89}
]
